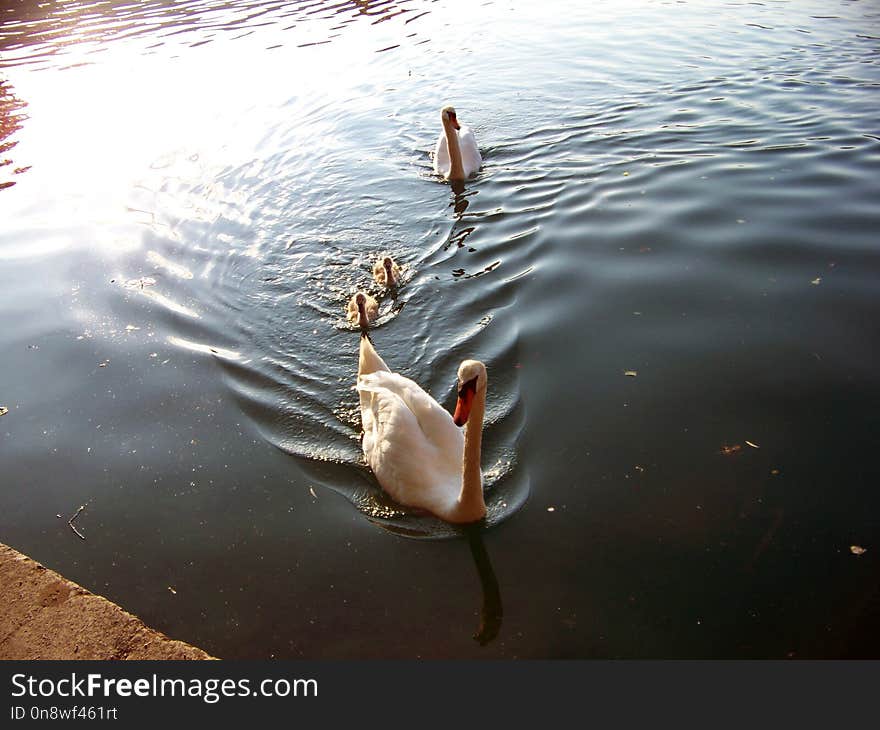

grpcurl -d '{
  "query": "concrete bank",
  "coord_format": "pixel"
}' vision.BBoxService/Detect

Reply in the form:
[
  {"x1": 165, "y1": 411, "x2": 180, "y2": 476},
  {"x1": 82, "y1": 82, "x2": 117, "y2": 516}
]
[{"x1": 0, "y1": 543, "x2": 215, "y2": 660}]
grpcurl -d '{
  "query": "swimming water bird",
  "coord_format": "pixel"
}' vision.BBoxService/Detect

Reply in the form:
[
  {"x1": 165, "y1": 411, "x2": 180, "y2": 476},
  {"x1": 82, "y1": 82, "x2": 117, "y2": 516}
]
[
  {"x1": 433, "y1": 105, "x2": 482, "y2": 181},
  {"x1": 346, "y1": 292, "x2": 378, "y2": 329},
  {"x1": 357, "y1": 334, "x2": 488, "y2": 524},
  {"x1": 372, "y1": 255, "x2": 401, "y2": 288}
]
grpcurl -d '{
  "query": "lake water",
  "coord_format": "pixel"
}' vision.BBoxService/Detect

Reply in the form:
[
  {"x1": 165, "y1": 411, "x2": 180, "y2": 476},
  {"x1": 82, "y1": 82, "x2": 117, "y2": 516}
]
[{"x1": 1, "y1": 0, "x2": 879, "y2": 658}]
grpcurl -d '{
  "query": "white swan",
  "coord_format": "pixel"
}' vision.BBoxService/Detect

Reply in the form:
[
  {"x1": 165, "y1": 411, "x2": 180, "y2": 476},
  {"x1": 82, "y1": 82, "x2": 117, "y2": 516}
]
[
  {"x1": 357, "y1": 333, "x2": 487, "y2": 523},
  {"x1": 433, "y1": 105, "x2": 482, "y2": 181},
  {"x1": 346, "y1": 292, "x2": 378, "y2": 328},
  {"x1": 372, "y1": 255, "x2": 401, "y2": 288}
]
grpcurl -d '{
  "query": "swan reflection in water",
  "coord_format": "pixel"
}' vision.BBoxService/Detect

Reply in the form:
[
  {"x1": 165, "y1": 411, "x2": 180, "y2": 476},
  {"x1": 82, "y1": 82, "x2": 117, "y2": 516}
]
[
  {"x1": 451, "y1": 181, "x2": 471, "y2": 216},
  {"x1": 465, "y1": 524, "x2": 503, "y2": 646},
  {"x1": 364, "y1": 515, "x2": 504, "y2": 645}
]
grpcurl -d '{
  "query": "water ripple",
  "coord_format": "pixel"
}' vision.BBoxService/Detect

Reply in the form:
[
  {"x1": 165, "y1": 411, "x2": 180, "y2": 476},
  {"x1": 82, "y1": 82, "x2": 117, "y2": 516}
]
[{"x1": 0, "y1": 0, "x2": 435, "y2": 70}]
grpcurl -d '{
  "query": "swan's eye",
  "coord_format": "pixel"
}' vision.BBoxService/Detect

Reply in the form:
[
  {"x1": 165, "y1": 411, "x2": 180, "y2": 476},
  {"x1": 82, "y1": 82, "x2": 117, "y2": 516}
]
[{"x1": 457, "y1": 375, "x2": 478, "y2": 398}]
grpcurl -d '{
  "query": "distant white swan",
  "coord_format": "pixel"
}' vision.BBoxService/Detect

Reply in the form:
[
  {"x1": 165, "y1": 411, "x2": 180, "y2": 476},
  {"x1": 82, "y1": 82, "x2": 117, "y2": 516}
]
[
  {"x1": 433, "y1": 105, "x2": 482, "y2": 181},
  {"x1": 372, "y1": 255, "x2": 401, "y2": 288},
  {"x1": 346, "y1": 292, "x2": 378, "y2": 328},
  {"x1": 356, "y1": 333, "x2": 487, "y2": 523}
]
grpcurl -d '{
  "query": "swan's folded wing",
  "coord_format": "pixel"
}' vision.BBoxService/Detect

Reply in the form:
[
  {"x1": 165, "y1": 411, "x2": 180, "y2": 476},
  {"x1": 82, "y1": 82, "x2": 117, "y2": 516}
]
[
  {"x1": 458, "y1": 126, "x2": 482, "y2": 178},
  {"x1": 359, "y1": 383, "x2": 424, "y2": 490},
  {"x1": 359, "y1": 371, "x2": 461, "y2": 451},
  {"x1": 358, "y1": 372, "x2": 462, "y2": 509},
  {"x1": 358, "y1": 370, "x2": 459, "y2": 448},
  {"x1": 433, "y1": 131, "x2": 450, "y2": 176}
]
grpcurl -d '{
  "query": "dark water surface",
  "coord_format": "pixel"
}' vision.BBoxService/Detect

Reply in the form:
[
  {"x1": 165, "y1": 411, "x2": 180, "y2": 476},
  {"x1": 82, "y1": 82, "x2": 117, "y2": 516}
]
[{"x1": 1, "y1": 0, "x2": 879, "y2": 658}]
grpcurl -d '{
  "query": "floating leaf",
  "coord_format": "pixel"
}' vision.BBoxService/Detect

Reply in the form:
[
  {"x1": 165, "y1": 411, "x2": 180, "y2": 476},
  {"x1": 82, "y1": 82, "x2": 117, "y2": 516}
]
[
  {"x1": 746, "y1": 440, "x2": 760, "y2": 449},
  {"x1": 850, "y1": 545, "x2": 867, "y2": 556},
  {"x1": 624, "y1": 370, "x2": 638, "y2": 377},
  {"x1": 720, "y1": 444, "x2": 742, "y2": 456},
  {"x1": 811, "y1": 277, "x2": 822, "y2": 285},
  {"x1": 0, "y1": 406, "x2": 8, "y2": 417}
]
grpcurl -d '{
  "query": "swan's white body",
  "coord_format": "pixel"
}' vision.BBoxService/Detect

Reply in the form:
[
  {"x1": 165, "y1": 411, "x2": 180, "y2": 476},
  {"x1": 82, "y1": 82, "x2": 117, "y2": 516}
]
[
  {"x1": 357, "y1": 335, "x2": 487, "y2": 523},
  {"x1": 433, "y1": 105, "x2": 482, "y2": 181}
]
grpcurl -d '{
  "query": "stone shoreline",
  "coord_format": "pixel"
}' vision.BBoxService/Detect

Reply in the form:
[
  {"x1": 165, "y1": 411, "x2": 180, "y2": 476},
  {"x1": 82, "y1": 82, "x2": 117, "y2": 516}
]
[{"x1": 0, "y1": 543, "x2": 214, "y2": 660}]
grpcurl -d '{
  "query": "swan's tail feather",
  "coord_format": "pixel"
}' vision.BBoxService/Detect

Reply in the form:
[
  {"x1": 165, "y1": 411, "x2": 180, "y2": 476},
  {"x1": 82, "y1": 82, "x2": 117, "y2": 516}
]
[{"x1": 359, "y1": 332, "x2": 390, "y2": 377}]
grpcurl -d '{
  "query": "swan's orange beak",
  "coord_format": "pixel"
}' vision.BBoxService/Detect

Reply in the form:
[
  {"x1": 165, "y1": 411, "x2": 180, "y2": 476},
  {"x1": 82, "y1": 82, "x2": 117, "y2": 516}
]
[{"x1": 453, "y1": 376, "x2": 478, "y2": 426}]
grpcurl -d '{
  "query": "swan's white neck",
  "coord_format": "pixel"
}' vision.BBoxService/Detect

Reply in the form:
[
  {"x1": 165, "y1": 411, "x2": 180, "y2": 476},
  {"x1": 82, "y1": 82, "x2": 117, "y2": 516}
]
[
  {"x1": 443, "y1": 116, "x2": 465, "y2": 182},
  {"x1": 457, "y1": 385, "x2": 487, "y2": 522}
]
